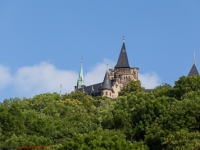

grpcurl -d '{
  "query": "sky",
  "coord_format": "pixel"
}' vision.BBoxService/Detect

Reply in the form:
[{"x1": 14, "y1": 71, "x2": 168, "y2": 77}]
[{"x1": 0, "y1": 1, "x2": 200, "y2": 101}]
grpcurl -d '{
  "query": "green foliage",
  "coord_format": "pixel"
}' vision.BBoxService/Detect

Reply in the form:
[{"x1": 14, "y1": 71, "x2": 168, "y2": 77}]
[
  {"x1": 119, "y1": 80, "x2": 145, "y2": 96},
  {"x1": 57, "y1": 129, "x2": 147, "y2": 150},
  {"x1": 1, "y1": 76, "x2": 200, "y2": 149},
  {"x1": 62, "y1": 91, "x2": 96, "y2": 112},
  {"x1": 171, "y1": 76, "x2": 200, "y2": 100},
  {"x1": 162, "y1": 130, "x2": 200, "y2": 150},
  {"x1": 152, "y1": 83, "x2": 172, "y2": 98}
]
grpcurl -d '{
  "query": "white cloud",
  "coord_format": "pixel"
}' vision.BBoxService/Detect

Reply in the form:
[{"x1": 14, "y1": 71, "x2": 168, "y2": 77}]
[
  {"x1": 139, "y1": 72, "x2": 161, "y2": 89},
  {"x1": 0, "y1": 60, "x2": 161, "y2": 98},
  {"x1": 13, "y1": 62, "x2": 78, "y2": 96},
  {"x1": 0, "y1": 65, "x2": 12, "y2": 89},
  {"x1": 12, "y1": 59, "x2": 115, "y2": 96},
  {"x1": 84, "y1": 58, "x2": 115, "y2": 85}
]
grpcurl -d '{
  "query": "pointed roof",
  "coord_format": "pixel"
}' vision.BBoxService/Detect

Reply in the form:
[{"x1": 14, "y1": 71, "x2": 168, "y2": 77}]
[
  {"x1": 188, "y1": 64, "x2": 199, "y2": 76},
  {"x1": 101, "y1": 70, "x2": 112, "y2": 91},
  {"x1": 77, "y1": 59, "x2": 84, "y2": 89},
  {"x1": 115, "y1": 41, "x2": 130, "y2": 68}
]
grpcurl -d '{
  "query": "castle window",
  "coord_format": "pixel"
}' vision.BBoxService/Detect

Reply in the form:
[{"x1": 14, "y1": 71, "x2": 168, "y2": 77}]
[
  {"x1": 102, "y1": 92, "x2": 104, "y2": 95},
  {"x1": 106, "y1": 91, "x2": 108, "y2": 96},
  {"x1": 110, "y1": 92, "x2": 111, "y2": 96}
]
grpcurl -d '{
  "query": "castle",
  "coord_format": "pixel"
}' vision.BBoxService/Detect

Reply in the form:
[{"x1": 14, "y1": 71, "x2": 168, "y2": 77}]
[
  {"x1": 74, "y1": 38, "x2": 199, "y2": 99},
  {"x1": 74, "y1": 38, "x2": 139, "y2": 98}
]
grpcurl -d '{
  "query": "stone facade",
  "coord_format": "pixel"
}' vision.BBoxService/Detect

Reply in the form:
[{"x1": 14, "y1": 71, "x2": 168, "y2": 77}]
[{"x1": 108, "y1": 67, "x2": 139, "y2": 98}]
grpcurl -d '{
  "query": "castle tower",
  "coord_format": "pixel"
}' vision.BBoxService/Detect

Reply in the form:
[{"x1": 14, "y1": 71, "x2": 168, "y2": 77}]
[
  {"x1": 101, "y1": 67, "x2": 113, "y2": 98},
  {"x1": 77, "y1": 59, "x2": 84, "y2": 89},
  {"x1": 74, "y1": 37, "x2": 139, "y2": 98},
  {"x1": 108, "y1": 37, "x2": 139, "y2": 98}
]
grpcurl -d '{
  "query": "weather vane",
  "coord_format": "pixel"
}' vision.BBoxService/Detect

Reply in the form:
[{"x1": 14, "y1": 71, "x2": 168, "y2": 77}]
[{"x1": 123, "y1": 36, "x2": 125, "y2": 43}]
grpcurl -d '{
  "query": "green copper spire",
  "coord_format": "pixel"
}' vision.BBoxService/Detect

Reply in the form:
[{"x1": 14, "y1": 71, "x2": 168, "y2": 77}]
[{"x1": 77, "y1": 58, "x2": 84, "y2": 89}]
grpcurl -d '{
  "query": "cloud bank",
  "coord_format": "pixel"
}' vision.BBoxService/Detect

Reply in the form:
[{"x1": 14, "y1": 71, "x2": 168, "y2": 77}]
[
  {"x1": 139, "y1": 72, "x2": 161, "y2": 89},
  {"x1": 13, "y1": 62, "x2": 78, "y2": 96},
  {"x1": 85, "y1": 59, "x2": 115, "y2": 85},
  {"x1": 0, "y1": 59, "x2": 161, "y2": 97},
  {"x1": 0, "y1": 65, "x2": 12, "y2": 89}
]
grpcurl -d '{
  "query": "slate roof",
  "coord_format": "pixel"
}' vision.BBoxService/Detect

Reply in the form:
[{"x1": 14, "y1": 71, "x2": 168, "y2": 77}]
[
  {"x1": 188, "y1": 64, "x2": 199, "y2": 76},
  {"x1": 101, "y1": 71, "x2": 113, "y2": 90},
  {"x1": 77, "y1": 74, "x2": 114, "y2": 96},
  {"x1": 115, "y1": 42, "x2": 130, "y2": 68},
  {"x1": 78, "y1": 83, "x2": 102, "y2": 96}
]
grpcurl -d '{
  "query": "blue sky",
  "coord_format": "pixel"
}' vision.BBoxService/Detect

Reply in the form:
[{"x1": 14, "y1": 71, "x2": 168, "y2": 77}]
[{"x1": 0, "y1": 1, "x2": 200, "y2": 101}]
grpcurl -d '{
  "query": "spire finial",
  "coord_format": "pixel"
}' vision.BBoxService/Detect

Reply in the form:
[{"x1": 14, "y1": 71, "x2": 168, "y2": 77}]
[
  {"x1": 194, "y1": 48, "x2": 196, "y2": 65},
  {"x1": 123, "y1": 36, "x2": 125, "y2": 43},
  {"x1": 60, "y1": 84, "x2": 62, "y2": 97},
  {"x1": 81, "y1": 56, "x2": 83, "y2": 63}
]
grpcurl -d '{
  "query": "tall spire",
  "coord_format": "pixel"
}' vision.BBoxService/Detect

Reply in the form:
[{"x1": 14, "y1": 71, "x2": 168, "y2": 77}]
[
  {"x1": 101, "y1": 65, "x2": 112, "y2": 90},
  {"x1": 188, "y1": 50, "x2": 199, "y2": 76},
  {"x1": 115, "y1": 37, "x2": 130, "y2": 69},
  {"x1": 77, "y1": 57, "x2": 84, "y2": 89},
  {"x1": 194, "y1": 48, "x2": 196, "y2": 65}
]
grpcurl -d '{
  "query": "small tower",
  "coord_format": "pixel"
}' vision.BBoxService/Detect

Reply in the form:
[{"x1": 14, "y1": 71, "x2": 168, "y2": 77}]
[
  {"x1": 101, "y1": 64, "x2": 113, "y2": 98},
  {"x1": 188, "y1": 50, "x2": 199, "y2": 76},
  {"x1": 77, "y1": 58, "x2": 84, "y2": 89}
]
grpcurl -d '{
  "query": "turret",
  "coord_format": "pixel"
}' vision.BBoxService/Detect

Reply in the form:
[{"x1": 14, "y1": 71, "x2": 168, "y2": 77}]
[{"x1": 101, "y1": 65, "x2": 113, "y2": 98}]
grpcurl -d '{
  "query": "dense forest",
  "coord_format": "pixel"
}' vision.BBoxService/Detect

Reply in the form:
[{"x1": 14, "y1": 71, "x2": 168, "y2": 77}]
[{"x1": 1, "y1": 75, "x2": 200, "y2": 150}]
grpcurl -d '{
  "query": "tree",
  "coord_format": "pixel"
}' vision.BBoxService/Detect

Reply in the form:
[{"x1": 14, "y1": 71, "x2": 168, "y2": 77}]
[
  {"x1": 152, "y1": 83, "x2": 172, "y2": 98},
  {"x1": 119, "y1": 80, "x2": 145, "y2": 96},
  {"x1": 171, "y1": 76, "x2": 200, "y2": 100},
  {"x1": 162, "y1": 130, "x2": 200, "y2": 150},
  {"x1": 63, "y1": 91, "x2": 96, "y2": 112},
  {"x1": 56, "y1": 129, "x2": 148, "y2": 150}
]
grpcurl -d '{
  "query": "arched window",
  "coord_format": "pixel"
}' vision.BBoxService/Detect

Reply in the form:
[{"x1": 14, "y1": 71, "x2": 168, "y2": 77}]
[
  {"x1": 106, "y1": 91, "x2": 108, "y2": 96},
  {"x1": 110, "y1": 92, "x2": 111, "y2": 96},
  {"x1": 102, "y1": 92, "x2": 104, "y2": 95}
]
